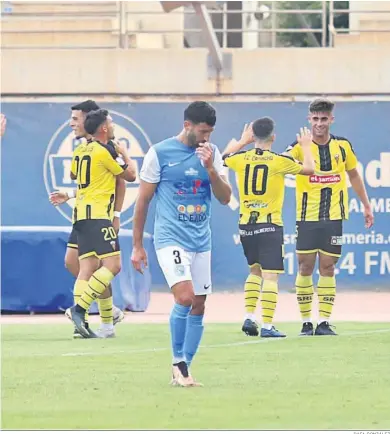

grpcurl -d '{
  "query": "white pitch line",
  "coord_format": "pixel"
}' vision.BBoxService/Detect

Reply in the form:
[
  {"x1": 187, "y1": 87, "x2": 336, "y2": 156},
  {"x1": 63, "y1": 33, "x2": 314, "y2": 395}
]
[
  {"x1": 5, "y1": 328, "x2": 389, "y2": 359},
  {"x1": 58, "y1": 328, "x2": 390, "y2": 358}
]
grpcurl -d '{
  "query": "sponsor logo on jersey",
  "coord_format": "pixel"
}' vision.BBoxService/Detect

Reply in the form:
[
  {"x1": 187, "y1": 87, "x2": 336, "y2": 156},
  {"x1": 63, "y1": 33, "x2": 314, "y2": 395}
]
[
  {"x1": 309, "y1": 174, "x2": 341, "y2": 184},
  {"x1": 243, "y1": 200, "x2": 268, "y2": 209}
]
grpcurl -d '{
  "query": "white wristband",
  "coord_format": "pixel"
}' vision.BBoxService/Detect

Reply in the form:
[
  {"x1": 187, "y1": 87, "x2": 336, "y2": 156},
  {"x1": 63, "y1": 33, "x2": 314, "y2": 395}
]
[
  {"x1": 114, "y1": 211, "x2": 121, "y2": 218},
  {"x1": 68, "y1": 190, "x2": 76, "y2": 199}
]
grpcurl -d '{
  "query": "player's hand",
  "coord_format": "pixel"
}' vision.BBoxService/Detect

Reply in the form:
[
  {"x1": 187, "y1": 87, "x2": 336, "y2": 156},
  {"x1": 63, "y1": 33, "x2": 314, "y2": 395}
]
[
  {"x1": 131, "y1": 246, "x2": 148, "y2": 274},
  {"x1": 0, "y1": 114, "x2": 6, "y2": 137},
  {"x1": 49, "y1": 191, "x2": 69, "y2": 206},
  {"x1": 113, "y1": 216, "x2": 120, "y2": 234},
  {"x1": 195, "y1": 142, "x2": 213, "y2": 169},
  {"x1": 113, "y1": 140, "x2": 129, "y2": 159},
  {"x1": 297, "y1": 127, "x2": 312, "y2": 148},
  {"x1": 364, "y1": 205, "x2": 374, "y2": 229},
  {"x1": 239, "y1": 123, "x2": 254, "y2": 146}
]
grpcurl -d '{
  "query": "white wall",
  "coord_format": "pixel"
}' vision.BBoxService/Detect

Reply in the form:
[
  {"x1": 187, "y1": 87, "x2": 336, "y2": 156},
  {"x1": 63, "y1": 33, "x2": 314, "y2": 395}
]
[{"x1": 2, "y1": 48, "x2": 390, "y2": 94}]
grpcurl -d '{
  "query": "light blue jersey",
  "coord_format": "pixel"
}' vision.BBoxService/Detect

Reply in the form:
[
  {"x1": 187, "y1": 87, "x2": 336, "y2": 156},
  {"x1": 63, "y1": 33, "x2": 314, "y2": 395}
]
[{"x1": 140, "y1": 137, "x2": 225, "y2": 252}]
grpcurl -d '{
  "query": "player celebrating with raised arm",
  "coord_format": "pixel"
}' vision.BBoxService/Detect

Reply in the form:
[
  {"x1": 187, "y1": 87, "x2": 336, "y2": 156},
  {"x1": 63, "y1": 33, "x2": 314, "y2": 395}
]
[
  {"x1": 286, "y1": 98, "x2": 374, "y2": 336},
  {"x1": 65, "y1": 109, "x2": 136, "y2": 338},
  {"x1": 50, "y1": 100, "x2": 126, "y2": 338},
  {"x1": 224, "y1": 118, "x2": 315, "y2": 338},
  {"x1": 131, "y1": 101, "x2": 231, "y2": 387}
]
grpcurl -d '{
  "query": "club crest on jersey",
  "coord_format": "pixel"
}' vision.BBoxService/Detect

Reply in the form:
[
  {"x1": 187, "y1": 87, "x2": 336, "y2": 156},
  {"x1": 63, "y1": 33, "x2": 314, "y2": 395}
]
[
  {"x1": 335, "y1": 154, "x2": 340, "y2": 164},
  {"x1": 44, "y1": 110, "x2": 151, "y2": 226}
]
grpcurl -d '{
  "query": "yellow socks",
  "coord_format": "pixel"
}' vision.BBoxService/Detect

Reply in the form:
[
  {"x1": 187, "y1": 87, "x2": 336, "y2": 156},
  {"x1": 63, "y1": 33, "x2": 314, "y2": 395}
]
[
  {"x1": 97, "y1": 296, "x2": 113, "y2": 325},
  {"x1": 78, "y1": 267, "x2": 115, "y2": 311},
  {"x1": 261, "y1": 280, "x2": 278, "y2": 328},
  {"x1": 244, "y1": 274, "x2": 262, "y2": 320},
  {"x1": 73, "y1": 279, "x2": 89, "y2": 324},
  {"x1": 296, "y1": 274, "x2": 314, "y2": 322},
  {"x1": 317, "y1": 275, "x2": 336, "y2": 323},
  {"x1": 296, "y1": 274, "x2": 336, "y2": 324}
]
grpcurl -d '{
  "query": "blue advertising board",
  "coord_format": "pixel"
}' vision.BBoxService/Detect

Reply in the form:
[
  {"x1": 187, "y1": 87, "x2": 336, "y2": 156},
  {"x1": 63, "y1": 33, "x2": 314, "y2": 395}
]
[{"x1": 1, "y1": 101, "x2": 389, "y2": 311}]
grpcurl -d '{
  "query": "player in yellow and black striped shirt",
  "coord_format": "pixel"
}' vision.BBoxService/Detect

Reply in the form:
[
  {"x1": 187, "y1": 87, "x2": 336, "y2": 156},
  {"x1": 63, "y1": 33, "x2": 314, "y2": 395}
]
[
  {"x1": 71, "y1": 139, "x2": 125, "y2": 224},
  {"x1": 66, "y1": 109, "x2": 136, "y2": 338},
  {"x1": 285, "y1": 98, "x2": 374, "y2": 336},
  {"x1": 49, "y1": 100, "x2": 127, "y2": 339},
  {"x1": 224, "y1": 118, "x2": 315, "y2": 338}
]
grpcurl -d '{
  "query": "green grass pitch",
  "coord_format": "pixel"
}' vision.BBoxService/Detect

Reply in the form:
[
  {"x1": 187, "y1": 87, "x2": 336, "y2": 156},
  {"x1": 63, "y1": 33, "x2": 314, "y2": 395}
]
[{"x1": 2, "y1": 322, "x2": 390, "y2": 429}]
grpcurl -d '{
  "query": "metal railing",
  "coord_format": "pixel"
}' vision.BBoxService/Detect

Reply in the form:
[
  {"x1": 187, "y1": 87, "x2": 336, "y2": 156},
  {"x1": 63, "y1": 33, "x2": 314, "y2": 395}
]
[
  {"x1": 212, "y1": 2, "x2": 327, "y2": 48},
  {"x1": 1, "y1": 1, "x2": 390, "y2": 49},
  {"x1": 0, "y1": 1, "x2": 328, "y2": 49},
  {"x1": 329, "y1": 1, "x2": 390, "y2": 46},
  {"x1": 120, "y1": 2, "x2": 328, "y2": 48}
]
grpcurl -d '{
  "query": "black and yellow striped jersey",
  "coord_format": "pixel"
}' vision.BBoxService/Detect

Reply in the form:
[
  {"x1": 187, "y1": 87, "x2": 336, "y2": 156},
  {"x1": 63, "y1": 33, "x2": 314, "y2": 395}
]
[
  {"x1": 286, "y1": 135, "x2": 357, "y2": 222},
  {"x1": 223, "y1": 148, "x2": 302, "y2": 226},
  {"x1": 71, "y1": 140, "x2": 125, "y2": 223}
]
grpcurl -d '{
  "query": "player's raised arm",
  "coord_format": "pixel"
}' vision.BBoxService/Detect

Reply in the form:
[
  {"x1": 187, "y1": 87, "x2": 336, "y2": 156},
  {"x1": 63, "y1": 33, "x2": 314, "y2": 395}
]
[
  {"x1": 283, "y1": 140, "x2": 302, "y2": 161},
  {"x1": 223, "y1": 123, "x2": 254, "y2": 156},
  {"x1": 111, "y1": 142, "x2": 136, "y2": 182},
  {"x1": 296, "y1": 127, "x2": 315, "y2": 175}
]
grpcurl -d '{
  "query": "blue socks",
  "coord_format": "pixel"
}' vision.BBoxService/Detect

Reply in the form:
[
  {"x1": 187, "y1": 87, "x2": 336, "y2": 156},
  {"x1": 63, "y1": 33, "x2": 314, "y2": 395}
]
[
  {"x1": 184, "y1": 314, "x2": 204, "y2": 367},
  {"x1": 169, "y1": 304, "x2": 205, "y2": 367},
  {"x1": 169, "y1": 303, "x2": 191, "y2": 363}
]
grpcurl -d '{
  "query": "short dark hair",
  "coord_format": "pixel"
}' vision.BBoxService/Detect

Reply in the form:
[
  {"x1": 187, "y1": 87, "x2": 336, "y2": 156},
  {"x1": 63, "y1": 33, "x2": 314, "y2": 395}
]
[
  {"x1": 84, "y1": 109, "x2": 109, "y2": 135},
  {"x1": 252, "y1": 117, "x2": 275, "y2": 141},
  {"x1": 71, "y1": 100, "x2": 100, "y2": 113},
  {"x1": 309, "y1": 98, "x2": 334, "y2": 113},
  {"x1": 184, "y1": 101, "x2": 216, "y2": 127}
]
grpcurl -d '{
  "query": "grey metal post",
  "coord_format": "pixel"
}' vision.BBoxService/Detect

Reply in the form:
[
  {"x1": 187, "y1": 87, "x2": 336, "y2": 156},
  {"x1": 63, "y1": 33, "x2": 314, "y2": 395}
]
[
  {"x1": 222, "y1": 1, "x2": 227, "y2": 48},
  {"x1": 322, "y1": 0, "x2": 327, "y2": 47},
  {"x1": 192, "y1": 1, "x2": 223, "y2": 72},
  {"x1": 271, "y1": 1, "x2": 277, "y2": 48},
  {"x1": 329, "y1": 0, "x2": 334, "y2": 47},
  {"x1": 119, "y1": 1, "x2": 125, "y2": 48}
]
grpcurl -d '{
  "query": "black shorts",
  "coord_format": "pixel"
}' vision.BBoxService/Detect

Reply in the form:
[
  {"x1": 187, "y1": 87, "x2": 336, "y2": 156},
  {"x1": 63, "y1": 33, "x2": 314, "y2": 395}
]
[
  {"x1": 67, "y1": 227, "x2": 78, "y2": 249},
  {"x1": 296, "y1": 220, "x2": 343, "y2": 257},
  {"x1": 73, "y1": 219, "x2": 120, "y2": 259},
  {"x1": 239, "y1": 223, "x2": 284, "y2": 273}
]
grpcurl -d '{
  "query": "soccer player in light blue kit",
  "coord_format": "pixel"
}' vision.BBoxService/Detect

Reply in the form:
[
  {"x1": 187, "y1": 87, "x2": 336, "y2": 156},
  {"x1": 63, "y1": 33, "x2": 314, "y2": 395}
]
[{"x1": 131, "y1": 102, "x2": 232, "y2": 387}]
